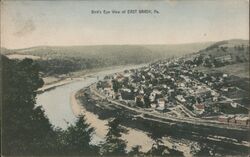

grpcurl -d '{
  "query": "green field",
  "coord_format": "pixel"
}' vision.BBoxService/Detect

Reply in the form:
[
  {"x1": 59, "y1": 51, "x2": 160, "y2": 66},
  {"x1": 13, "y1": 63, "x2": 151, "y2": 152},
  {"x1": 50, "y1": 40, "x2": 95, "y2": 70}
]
[{"x1": 195, "y1": 63, "x2": 249, "y2": 78}]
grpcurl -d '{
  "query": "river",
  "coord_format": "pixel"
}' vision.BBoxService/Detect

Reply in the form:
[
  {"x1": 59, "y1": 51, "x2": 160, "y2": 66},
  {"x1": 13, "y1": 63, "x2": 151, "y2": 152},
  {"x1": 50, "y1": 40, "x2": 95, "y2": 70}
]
[
  {"x1": 36, "y1": 64, "x2": 192, "y2": 155},
  {"x1": 36, "y1": 64, "x2": 161, "y2": 152},
  {"x1": 35, "y1": 64, "x2": 249, "y2": 156},
  {"x1": 36, "y1": 65, "x2": 145, "y2": 129}
]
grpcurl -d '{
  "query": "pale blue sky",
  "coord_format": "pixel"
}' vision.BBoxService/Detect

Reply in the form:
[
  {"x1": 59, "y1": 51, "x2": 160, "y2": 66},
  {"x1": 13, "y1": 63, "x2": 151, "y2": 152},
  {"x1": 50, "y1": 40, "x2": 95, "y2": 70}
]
[{"x1": 1, "y1": 0, "x2": 249, "y2": 49}]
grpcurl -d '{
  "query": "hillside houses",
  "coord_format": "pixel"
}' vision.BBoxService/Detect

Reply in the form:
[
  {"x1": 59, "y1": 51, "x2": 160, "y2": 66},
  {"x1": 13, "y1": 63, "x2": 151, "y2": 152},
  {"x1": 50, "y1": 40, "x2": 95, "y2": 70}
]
[{"x1": 96, "y1": 53, "x2": 249, "y2": 125}]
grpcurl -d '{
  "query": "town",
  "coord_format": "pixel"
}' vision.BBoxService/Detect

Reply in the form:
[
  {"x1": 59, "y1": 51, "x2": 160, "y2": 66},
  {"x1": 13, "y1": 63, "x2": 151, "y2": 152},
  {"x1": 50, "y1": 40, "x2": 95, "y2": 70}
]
[{"x1": 96, "y1": 51, "x2": 249, "y2": 127}]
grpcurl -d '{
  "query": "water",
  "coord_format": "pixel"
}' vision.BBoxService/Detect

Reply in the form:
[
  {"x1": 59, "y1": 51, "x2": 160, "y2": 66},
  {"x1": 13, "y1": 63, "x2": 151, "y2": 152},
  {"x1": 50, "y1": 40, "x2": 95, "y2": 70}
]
[
  {"x1": 35, "y1": 64, "x2": 192, "y2": 154},
  {"x1": 36, "y1": 65, "x2": 145, "y2": 129}
]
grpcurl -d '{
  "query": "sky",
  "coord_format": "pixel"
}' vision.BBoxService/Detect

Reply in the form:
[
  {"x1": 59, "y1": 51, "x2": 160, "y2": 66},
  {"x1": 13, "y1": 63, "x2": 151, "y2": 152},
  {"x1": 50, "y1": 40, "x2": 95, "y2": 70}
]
[{"x1": 1, "y1": 0, "x2": 249, "y2": 49}]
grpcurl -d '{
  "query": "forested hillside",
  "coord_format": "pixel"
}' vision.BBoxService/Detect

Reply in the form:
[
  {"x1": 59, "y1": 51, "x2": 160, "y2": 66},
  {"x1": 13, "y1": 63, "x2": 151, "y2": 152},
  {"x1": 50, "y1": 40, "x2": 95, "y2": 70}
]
[{"x1": 2, "y1": 42, "x2": 212, "y2": 76}]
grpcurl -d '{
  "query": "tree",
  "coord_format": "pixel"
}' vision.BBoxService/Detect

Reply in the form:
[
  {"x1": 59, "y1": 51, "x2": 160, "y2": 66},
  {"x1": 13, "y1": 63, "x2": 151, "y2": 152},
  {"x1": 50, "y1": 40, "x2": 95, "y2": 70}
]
[
  {"x1": 101, "y1": 116, "x2": 128, "y2": 156},
  {"x1": 63, "y1": 115, "x2": 98, "y2": 155},
  {"x1": 2, "y1": 57, "x2": 57, "y2": 155},
  {"x1": 144, "y1": 95, "x2": 151, "y2": 108},
  {"x1": 147, "y1": 124, "x2": 184, "y2": 156},
  {"x1": 1, "y1": 56, "x2": 100, "y2": 156},
  {"x1": 129, "y1": 145, "x2": 144, "y2": 157},
  {"x1": 112, "y1": 79, "x2": 121, "y2": 92},
  {"x1": 135, "y1": 97, "x2": 144, "y2": 108}
]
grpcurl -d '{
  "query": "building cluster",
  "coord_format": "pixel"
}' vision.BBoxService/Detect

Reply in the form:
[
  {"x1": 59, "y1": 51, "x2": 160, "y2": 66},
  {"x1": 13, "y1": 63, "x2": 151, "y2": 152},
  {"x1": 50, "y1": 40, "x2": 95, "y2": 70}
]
[
  {"x1": 96, "y1": 56, "x2": 249, "y2": 126},
  {"x1": 218, "y1": 115, "x2": 249, "y2": 126}
]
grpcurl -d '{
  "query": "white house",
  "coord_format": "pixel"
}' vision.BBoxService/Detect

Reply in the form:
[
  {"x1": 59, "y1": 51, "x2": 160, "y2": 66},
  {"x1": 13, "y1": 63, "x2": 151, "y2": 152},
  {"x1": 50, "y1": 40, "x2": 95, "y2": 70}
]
[
  {"x1": 176, "y1": 95, "x2": 186, "y2": 103},
  {"x1": 157, "y1": 98, "x2": 165, "y2": 108}
]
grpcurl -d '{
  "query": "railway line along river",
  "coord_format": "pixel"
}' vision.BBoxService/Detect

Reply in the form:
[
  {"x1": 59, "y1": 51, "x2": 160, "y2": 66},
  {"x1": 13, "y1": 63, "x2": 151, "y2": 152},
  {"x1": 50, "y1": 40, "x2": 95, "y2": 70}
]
[
  {"x1": 36, "y1": 64, "x2": 248, "y2": 156},
  {"x1": 36, "y1": 64, "x2": 175, "y2": 154}
]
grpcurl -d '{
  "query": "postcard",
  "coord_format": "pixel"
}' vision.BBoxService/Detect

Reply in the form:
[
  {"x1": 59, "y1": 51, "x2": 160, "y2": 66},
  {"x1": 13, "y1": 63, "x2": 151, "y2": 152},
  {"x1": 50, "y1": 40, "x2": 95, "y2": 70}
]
[{"x1": 1, "y1": 0, "x2": 249, "y2": 156}]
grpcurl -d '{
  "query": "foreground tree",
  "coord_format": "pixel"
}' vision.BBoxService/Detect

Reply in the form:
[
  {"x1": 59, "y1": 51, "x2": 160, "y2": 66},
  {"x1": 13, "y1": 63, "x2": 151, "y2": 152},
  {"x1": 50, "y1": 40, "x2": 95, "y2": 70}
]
[
  {"x1": 129, "y1": 145, "x2": 144, "y2": 157},
  {"x1": 63, "y1": 115, "x2": 99, "y2": 155},
  {"x1": 147, "y1": 124, "x2": 184, "y2": 156},
  {"x1": 2, "y1": 57, "x2": 57, "y2": 155},
  {"x1": 100, "y1": 116, "x2": 128, "y2": 156}
]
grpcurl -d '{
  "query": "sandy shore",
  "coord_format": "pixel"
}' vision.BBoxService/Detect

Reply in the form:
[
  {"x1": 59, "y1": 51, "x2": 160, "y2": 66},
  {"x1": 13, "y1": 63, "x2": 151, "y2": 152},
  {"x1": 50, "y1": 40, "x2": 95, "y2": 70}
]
[
  {"x1": 71, "y1": 91, "x2": 108, "y2": 139},
  {"x1": 38, "y1": 64, "x2": 144, "y2": 93},
  {"x1": 70, "y1": 91, "x2": 155, "y2": 152},
  {"x1": 70, "y1": 91, "x2": 193, "y2": 156},
  {"x1": 38, "y1": 78, "x2": 75, "y2": 93}
]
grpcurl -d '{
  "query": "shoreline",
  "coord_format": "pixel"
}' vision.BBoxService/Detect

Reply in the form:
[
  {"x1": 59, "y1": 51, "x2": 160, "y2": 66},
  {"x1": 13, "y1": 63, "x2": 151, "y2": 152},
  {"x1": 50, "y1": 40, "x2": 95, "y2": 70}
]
[
  {"x1": 71, "y1": 88, "x2": 192, "y2": 156},
  {"x1": 37, "y1": 64, "x2": 145, "y2": 93},
  {"x1": 70, "y1": 91, "x2": 108, "y2": 139},
  {"x1": 37, "y1": 63, "x2": 191, "y2": 155},
  {"x1": 71, "y1": 89, "x2": 155, "y2": 153}
]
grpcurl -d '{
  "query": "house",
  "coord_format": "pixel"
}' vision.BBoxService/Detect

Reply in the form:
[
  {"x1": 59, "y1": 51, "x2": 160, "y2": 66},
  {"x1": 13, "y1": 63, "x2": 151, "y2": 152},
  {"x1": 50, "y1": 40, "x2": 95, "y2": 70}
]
[
  {"x1": 211, "y1": 91, "x2": 216, "y2": 96},
  {"x1": 218, "y1": 115, "x2": 229, "y2": 123},
  {"x1": 135, "y1": 95, "x2": 144, "y2": 103},
  {"x1": 120, "y1": 88, "x2": 131, "y2": 93},
  {"x1": 139, "y1": 89, "x2": 144, "y2": 94},
  {"x1": 221, "y1": 87, "x2": 228, "y2": 92},
  {"x1": 193, "y1": 104, "x2": 205, "y2": 114},
  {"x1": 103, "y1": 83, "x2": 113, "y2": 97},
  {"x1": 157, "y1": 98, "x2": 165, "y2": 108},
  {"x1": 115, "y1": 73, "x2": 125, "y2": 82},
  {"x1": 235, "y1": 116, "x2": 249, "y2": 125},
  {"x1": 102, "y1": 81, "x2": 112, "y2": 90},
  {"x1": 222, "y1": 74, "x2": 228, "y2": 78},
  {"x1": 153, "y1": 89, "x2": 162, "y2": 95},
  {"x1": 194, "y1": 86, "x2": 210, "y2": 97},
  {"x1": 149, "y1": 92, "x2": 156, "y2": 102},
  {"x1": 150, "y1": 103, "x2": 157, "y2": 109},
  {"x1": 215, "y1": 55, "x2": 232, "y2": 62},
  {"x1": 230, "y1": 102, "x2": 238, "y2": 108},
  {"x1": 228, "y1": 115, "x2": 236, "y2": 124},
  {"x1": 112, "y1": 92, "x2": 122, "y2": 100},
  {"x1": 175, "y1": 95, "x2": 186, "y2": 103},
  {"x1": 177, "y1": 82, "x2": 185, "y2": 87},
  {"x1": 212, "y1": 96, "x2": 218, "y2": 102},
  {"x1": 166, "y1": 102, "x2": 174, "y2": 108},
  {"x1": 218, "y1": 115, "x2": 235, "y2": 123}
]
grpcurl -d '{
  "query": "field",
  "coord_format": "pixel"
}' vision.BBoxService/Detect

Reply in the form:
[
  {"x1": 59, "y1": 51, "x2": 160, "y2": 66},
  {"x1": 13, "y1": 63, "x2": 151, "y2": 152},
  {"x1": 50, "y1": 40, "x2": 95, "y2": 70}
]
[
  {"x1": 195, "y1": 63, "x2": 249, "y2": 78},
  {"x1": 215, "y1": 63, "x2": 249, "y2": 78}
]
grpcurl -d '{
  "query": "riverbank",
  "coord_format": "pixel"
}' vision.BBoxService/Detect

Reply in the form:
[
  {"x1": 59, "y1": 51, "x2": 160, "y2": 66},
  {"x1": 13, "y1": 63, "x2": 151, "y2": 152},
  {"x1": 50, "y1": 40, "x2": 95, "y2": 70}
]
[
  {"x1": 37, "y1": 64, "x2": 145, "y2": 93},
  {"x1": 70, "y1": 91, "x2": 108, "y2": 139},
  {"x1": 70, "y1": 90, "x2": 156, "y2": 153},
  {"x1": 73, "y1": 87, "x2": 194, "y2": 156},
  {"x1": 36, "y1": 63, "x2": 191, "y2": 156},
  {"x1": 76, "y1": 86, "x2": 250, "y2": 156}
]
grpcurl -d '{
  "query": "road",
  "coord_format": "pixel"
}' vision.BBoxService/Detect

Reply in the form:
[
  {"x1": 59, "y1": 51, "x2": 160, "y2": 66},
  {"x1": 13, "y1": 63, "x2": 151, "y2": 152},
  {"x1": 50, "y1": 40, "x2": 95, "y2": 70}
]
[{"x1": 90, "y1": 84, "x2": 248, "y2": 131}]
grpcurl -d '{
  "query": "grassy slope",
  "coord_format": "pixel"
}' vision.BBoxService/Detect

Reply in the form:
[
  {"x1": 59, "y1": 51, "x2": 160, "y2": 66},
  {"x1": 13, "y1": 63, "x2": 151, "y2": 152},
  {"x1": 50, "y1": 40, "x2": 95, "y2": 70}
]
[
  {"x1": 195, "y1": 39, "x2": 249, "y2": 78},
  {"x1": 195, "y1": 63, "x2": 249, "y2": 78}
]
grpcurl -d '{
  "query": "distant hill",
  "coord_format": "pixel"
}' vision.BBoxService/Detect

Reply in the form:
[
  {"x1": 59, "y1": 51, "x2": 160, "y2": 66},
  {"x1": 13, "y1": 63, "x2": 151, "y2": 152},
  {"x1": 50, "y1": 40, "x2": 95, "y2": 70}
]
[
  {"x1": 1, "y1": 42, "x2": 214, "y2": 76},
  {"x1": 0, "y1": 47, "x2": 11, "y2": 55},
  {"x1": 4, "y1": 42, "x2": 213, "y2": 61}
]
